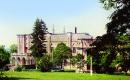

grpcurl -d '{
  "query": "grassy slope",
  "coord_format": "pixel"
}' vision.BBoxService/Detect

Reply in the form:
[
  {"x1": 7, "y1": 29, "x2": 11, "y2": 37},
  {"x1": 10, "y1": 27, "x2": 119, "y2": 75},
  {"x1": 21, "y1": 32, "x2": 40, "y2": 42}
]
[{"x1": 4, "y1": 71, "x2": 130, "y2": 80}]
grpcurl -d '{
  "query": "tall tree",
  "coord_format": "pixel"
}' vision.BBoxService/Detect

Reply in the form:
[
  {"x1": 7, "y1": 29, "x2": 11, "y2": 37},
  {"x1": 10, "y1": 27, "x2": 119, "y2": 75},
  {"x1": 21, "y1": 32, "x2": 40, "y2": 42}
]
[
  {"x1": 0, "y1": 45, "x2": 10, "y2": 69},
  {"x1": 91, "y1": 0, "x2": 130, "y2": 73},
  {"x1": 30, "y1": 18, "x2": 48, "y2": 69},
  {"x1": 100, "y1": 0, "x2": 130, "y2": 74},
  {"x1": 0, "y1": 45, "x2": 10, "y2": 79},
  {"x1": 53, "y1": 43, "x2": 72, "y2": 69},
  {"x1": 100, "y1": 0, "x2": 130, "y2": 34},
  {"x1": 91, "y1": 35, "x2": 118, "y2": 73}
]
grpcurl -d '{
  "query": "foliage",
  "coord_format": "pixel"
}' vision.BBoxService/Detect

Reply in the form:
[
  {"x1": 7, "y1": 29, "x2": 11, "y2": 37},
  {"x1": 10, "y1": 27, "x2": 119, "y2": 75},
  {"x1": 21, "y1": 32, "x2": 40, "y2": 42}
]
[
  {"x1": 99, "y1": 52, "x2": 109, "y2": 67},
  {"x1": 100, "y1": 0, "x2": 118, "y2": 10},
  {"x1": 0, "y1": 45, "x2": 10, "y2": 79},
  {"x1": 92, "y1": 49, "x2": 115, "y2": 73},
  {"x1": 100, "y1": 0, "x2": 130, "y2": 10},
  {"x1": 9, "y1": 44, "x2": 17, "y2": 53},
  {"x1": 38, "y1": 54, "x2": 52, "y2": 72},
  {"x1": 0, "y1": 72, "x2": 8, "y2": 80},
  {"x1": 92, "y1": 0, "x2": 130, "y2": 74},
  {"x1": 86, "y1": 55, "x2": 91, "y2": 65},
  {"x1": 70, "y1": 54, "x2": 84, "y2": 69},
  {"x1": 91, "y1": 35, "x2": 117, "y2": 73},
  {"x1": 30, "y1": 18, "x2": 48, "y2": 69},
  {"x1": 100, "y1": 0, "x2": 130, "y2": 35},
  {"x1": 70, "y1": 56, "x2": 77, "y2": 66},
  {"x1": 53, "y1": 43, "x2": 72, "y2": 69},
  {"x1": 110, "y1": 54, "x2": 123, "y2": 68},
  {"x1": 30, "y1": 18, "x2": 47, "y2": 58},
  {"x1": 0, "y1": 45, "x2": 10, "y2": 69},
  {"x1": 15, "y1": 66, "x2": 23, "y2": 72},
  {"x1": 75, "y1": 54, "x2": 84, "y2": 69},
  {"x1": 75, "y1": 54, "x2": 84, "y2": 62}
]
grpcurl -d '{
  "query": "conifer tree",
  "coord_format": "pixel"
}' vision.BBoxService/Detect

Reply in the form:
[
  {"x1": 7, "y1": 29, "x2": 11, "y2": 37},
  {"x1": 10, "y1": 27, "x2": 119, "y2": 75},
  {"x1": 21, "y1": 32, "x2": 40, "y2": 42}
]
[{"x1": 30, "y1": 18, "x2": 47, "y2": 69}]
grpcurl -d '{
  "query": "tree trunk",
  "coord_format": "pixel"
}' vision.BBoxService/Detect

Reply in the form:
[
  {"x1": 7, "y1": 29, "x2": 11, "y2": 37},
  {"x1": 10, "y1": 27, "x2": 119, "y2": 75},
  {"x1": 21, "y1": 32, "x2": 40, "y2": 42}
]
[
  {"x1": 125, "y1": 68, "x2": 128, "y2": 75},
  {"x1": 61, "y1": 62, "x2": 62, "y2": 69},
  {"x1": 35, "y1": 60, "x2": 37, "y2": 70},
  {"x1": 35, "y1": 58, "x2": 39, "y2": 70}
]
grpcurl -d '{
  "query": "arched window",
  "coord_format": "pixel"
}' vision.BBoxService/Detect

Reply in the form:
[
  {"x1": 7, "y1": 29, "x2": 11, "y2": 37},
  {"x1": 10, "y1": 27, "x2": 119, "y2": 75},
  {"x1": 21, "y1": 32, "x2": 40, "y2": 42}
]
[
  {"x1": 22, "y1": 57, "x2": 26, "y2": 65},
  {"x1": 17, "y1": 57, "x2": 21, "y2": 65}
]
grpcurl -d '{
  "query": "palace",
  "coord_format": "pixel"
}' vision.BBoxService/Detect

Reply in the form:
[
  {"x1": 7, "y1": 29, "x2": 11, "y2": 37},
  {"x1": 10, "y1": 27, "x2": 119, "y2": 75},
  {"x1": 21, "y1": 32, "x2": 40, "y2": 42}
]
[{"x1": 10, "y1": 28, "x2": 94, "y2": 69}]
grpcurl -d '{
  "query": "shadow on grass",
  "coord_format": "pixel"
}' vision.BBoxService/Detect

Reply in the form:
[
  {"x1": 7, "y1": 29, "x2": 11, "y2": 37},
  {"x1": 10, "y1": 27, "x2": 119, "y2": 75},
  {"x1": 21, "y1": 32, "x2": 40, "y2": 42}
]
[
  {"x1": 95, "y1": 72, "x2": 130, "y2": 76},
  {"x1": 0, "y1": 77, "x2": 35, "y2": 80},
  {"x1": 108, "y1": 73, "x2": 130, "y2": 76}
]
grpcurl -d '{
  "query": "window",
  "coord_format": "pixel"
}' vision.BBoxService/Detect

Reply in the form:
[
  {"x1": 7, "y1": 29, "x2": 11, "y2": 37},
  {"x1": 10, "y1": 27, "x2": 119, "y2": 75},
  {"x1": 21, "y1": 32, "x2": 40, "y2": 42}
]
[{"x1": 72, "y1": 47, "x2": 76, "y2": 53}]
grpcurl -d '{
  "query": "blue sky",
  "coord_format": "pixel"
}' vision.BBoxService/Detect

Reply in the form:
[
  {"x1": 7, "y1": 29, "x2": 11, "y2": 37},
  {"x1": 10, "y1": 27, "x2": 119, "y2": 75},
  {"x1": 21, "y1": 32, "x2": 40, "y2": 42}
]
[{"x1": 0, "y1": 0, "x2": 112, "y2": 47}]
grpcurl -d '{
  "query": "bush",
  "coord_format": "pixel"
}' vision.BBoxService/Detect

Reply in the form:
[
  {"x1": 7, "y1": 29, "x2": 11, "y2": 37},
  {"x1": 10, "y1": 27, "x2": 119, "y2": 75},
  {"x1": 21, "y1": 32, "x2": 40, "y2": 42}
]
[
  {"x1": 15, "y1": 66, "x2": 23, "y2": 72},
  {"x1": 51, "y1": 69, "x2": 75, "y2": 72},
  {"x1": 38, "y1": 55, "x2": 53, "y2": 72},
  {"x1": 64, "y1": 69, "x2": 75, "y2": 72},
  {"x1": 106, "y1": 67, "x2": 115, "y2": 74},
  {"x1": 51, "y1": 69, "x2": 64, "y2": 72},
  {"x1": 3, "y1": 66, "x2": 9, "y2": 71},
  {"x1": 23, "y1": 65, "x2": 36, "y2": 69},
  {"x1": 22, "y1": 69, "x2": 40, "y2": 72}
]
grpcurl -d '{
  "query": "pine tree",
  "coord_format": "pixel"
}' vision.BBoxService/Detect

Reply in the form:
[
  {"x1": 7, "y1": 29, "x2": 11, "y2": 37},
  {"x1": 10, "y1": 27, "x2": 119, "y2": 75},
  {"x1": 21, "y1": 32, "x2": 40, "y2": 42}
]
[{"x1": 30, "y1": 18, "x2": 48, "y2": 69}]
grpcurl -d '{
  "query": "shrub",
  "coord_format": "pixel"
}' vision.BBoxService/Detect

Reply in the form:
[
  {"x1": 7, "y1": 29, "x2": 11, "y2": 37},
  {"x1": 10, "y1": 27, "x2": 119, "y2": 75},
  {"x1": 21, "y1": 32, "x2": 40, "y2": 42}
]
[
  {"x1": 64, "y1": 69, "x2": 75, "y2": 72},
  {"x1": 23, "y1": 65, "x2": 36, "y2": 69},
  {"x1": 38, "y1": 55, "x2": 52, "y2": 72},
  {"x1": 51, "y1": 70, "x2": 64, "y2": 72},
  {"x1": 15, "y1": 66, "x2": 23, "y2": 72},
  {"x1": 22, "y1": 69, "x2": 40, "y2": 72}
]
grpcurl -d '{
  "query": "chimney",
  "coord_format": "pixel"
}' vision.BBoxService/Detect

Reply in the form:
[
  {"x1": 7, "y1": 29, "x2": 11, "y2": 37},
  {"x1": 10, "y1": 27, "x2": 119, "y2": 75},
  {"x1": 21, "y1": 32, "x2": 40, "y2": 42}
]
[{"x1": 75, "y1": 27, "x2": 77, "y2": 33}]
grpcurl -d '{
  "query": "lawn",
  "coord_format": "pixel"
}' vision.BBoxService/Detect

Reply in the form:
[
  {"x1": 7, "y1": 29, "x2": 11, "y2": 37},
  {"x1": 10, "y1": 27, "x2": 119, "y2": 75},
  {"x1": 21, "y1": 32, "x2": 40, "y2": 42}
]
[{"x1": 3, "y1": 71, "x2": 130, "y2": 80}]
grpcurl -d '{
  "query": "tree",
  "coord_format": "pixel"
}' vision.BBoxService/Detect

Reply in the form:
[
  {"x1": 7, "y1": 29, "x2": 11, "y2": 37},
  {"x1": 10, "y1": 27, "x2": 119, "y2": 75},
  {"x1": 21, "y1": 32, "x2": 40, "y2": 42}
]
[
  {"x1": 30, "y1": 18, "x2": 48, "y2": 69},
  {"x1": 0, "y1": 45, "x2": 10, "y2": 69},
  {"x1": 38, "y1": 54, "x2": 52, "y2": 72},
  {"x1": 75, "y1": 54, "x2": 84, "y2": 70},
  {"x1": 117, "y1": 34, "x2": 130, "y2": 74},
  {"x1": 100, "y1": 0, "x2": 130, "y2": 35},
  {"x1": 0, "y1": 45, "x2": 10, "y2": 79},
  {"x1": 53, "y1": 43, "x2": 72, "y2": 69},
  {"x1": 70, "y1": 56, "x2": 77, "y2": 66},
  {"x1": 110, "y1": 55, "x2": 123, "y2": 70},
  {"x1": 9, "y1": 44, "x2": 17, "y2": 53},
  {"x1": 91, "y1": 0, "x2": 130, "y2": 74}
]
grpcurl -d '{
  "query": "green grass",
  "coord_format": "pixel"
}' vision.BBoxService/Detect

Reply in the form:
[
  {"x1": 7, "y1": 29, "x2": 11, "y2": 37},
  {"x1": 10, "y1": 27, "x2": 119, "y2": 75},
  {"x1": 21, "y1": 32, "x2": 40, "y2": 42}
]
[{"x1": 3, "y1": 71, "x2": 130, "y2": 80}]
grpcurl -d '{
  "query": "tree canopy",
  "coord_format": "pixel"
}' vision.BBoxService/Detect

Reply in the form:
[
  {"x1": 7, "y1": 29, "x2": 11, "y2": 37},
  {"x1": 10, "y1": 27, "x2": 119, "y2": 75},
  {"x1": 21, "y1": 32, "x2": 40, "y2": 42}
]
[
  {"x1": 0, "y1": 45, "x2": 10, "y2": 69},
  {"x1": 9, "y1": 44, "x2": 17, "y2": 53},
  {"x1": 100, "y1": 0, "x2": 130, "y2": 35},
  {"x1": 53, "y1": 43, "x2": 72, "y2": 69},
  {"x1": 30, "y1": 18, "x2": 48, "y2": 58},
  {"x1": 91, "y1": 0, "x2": 130, "y2": 73},
  {"x1": 30, "y1": 18, "x2": 48, "y2": 69}
]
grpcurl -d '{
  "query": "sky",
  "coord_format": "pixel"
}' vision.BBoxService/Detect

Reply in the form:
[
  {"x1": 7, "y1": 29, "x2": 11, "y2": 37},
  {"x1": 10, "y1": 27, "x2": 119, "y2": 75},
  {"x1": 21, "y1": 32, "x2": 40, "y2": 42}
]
[{"x1": 0, "y1": 0, "x2": 112, "y2": 47}]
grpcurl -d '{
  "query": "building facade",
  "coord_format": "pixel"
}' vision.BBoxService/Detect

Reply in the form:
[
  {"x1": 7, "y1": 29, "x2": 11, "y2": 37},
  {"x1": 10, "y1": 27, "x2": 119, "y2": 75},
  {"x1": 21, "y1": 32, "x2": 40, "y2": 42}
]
[
  {"x1": 10, "y1": 30, "x2": 94, "y2": 68},
  {"x1": 11, "y1": 34, "x2": 35, "y2": 66}
]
